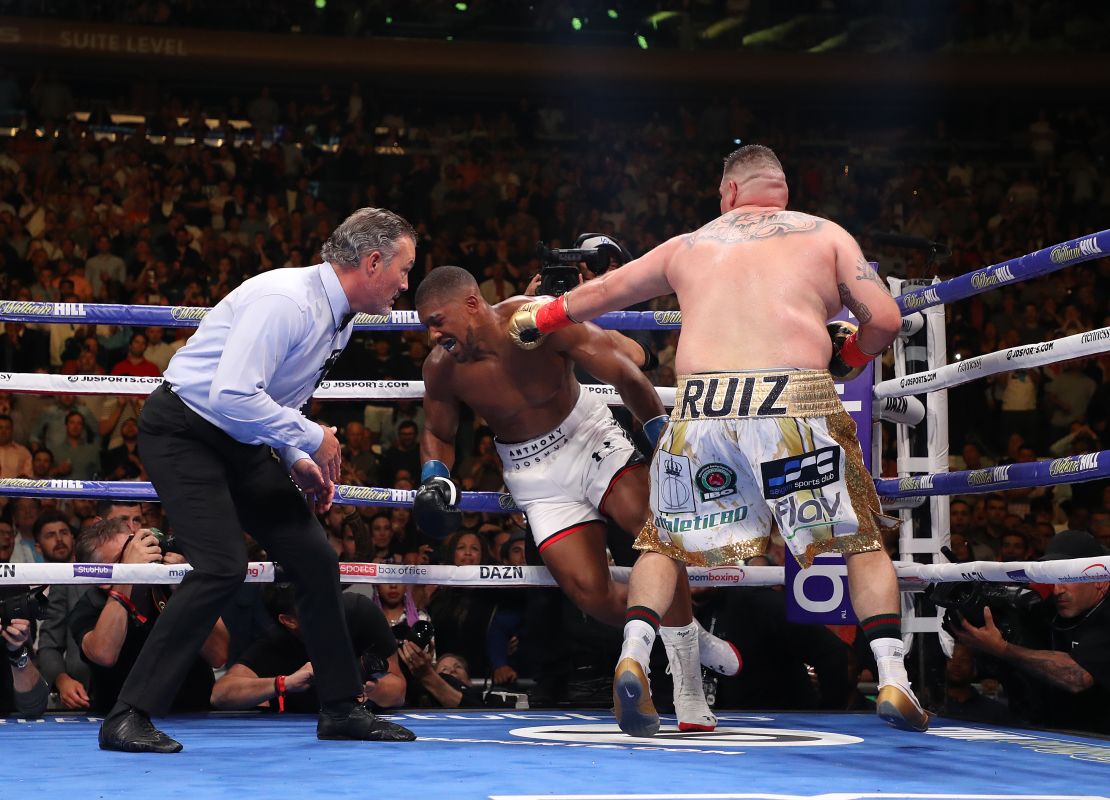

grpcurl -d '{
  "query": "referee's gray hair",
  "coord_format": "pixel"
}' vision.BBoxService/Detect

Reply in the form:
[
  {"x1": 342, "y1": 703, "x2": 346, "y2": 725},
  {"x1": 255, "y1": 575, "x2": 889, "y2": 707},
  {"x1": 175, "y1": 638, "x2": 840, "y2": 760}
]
[{"x1": 321, "y1": 207, "x2": 416, "y2": 268}]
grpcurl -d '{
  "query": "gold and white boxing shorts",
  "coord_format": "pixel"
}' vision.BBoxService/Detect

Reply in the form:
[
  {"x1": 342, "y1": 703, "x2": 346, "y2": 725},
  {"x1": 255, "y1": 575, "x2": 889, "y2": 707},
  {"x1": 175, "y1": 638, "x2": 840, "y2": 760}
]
[{"x1": 636, "y1": 369, "x2": 895, "y2": 569}]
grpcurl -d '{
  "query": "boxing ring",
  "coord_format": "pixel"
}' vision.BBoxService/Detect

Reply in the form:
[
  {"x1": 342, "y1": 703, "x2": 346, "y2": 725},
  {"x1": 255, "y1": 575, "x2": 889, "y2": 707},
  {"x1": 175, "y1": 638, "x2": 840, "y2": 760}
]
[{"x1": 2, "y1": 229, "x2": 1109, "y2": 799}]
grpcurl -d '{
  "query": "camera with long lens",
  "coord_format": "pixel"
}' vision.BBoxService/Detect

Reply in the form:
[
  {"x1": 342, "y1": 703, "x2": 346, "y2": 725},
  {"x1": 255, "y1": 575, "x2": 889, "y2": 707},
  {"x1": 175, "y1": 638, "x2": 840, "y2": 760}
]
[
  {"x1": 391, "y1": 619, "x2": 435, "y2": 651},
  {"x1": 0, "y1": 586, "x2": 49, "y2": 627},
  {"x1": 536, "y1": 233, "x2": 632, "y2": 297},
  {"x1": 927, "y1": 581, "x2": 1046, "y2": 647}
]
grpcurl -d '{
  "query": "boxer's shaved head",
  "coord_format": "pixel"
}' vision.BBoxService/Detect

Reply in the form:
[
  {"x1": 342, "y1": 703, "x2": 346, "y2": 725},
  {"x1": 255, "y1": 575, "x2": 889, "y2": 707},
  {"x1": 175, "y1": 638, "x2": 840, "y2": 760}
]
[
  {"x1": 722, "y1": 144, "x2": 784, "y2": 178},
  {"x1": 415, "y1": 265, "x2": 478, "y2": 308},
  {"x1": 720, "y1": 144, "x2": 788, "y2": 211}
]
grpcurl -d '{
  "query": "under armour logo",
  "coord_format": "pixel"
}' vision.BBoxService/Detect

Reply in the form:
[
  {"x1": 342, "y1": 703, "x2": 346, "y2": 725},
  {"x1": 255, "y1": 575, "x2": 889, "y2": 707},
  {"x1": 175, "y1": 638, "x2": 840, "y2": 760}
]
[{"x1": 591, "y1": 441, "x2": 615, "y2": 463}]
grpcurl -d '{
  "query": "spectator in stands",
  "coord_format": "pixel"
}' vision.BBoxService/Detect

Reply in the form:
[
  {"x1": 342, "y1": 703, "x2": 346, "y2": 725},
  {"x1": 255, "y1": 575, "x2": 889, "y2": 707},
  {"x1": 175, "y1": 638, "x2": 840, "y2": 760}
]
[
  {"x1": 85, "y1": 234, "x2": 126, "y2": 298},
  {"x1": 0, "y1": 413, "x2": 32, "y2": 479},
  {"x1": 142, "y1": 327, "x2": 176, "y2": 373},
  {"x1": 33, "y1": 509, "x2": 75, "y2": 563},
  {"x1": 211, "y1": 585, "x2": 405, "y2": 712},
  {"x1": 33, "y1": 394, "x2": 98, "y2": 454},
  {"x1": 101, "y1": 417, "x2": 145, "y2": 480},
  {"x1": 341, "y1": 421, "x2": 380, "y2": 487},
  {"x1": 8, "y1": 497, "x2": 42, "y2": 563},
  {"x1": 0, "y1": 520, "x2": 14, "y2": 562},
  {"x1": 110, "y1": 332, "x2": 161, "y2": 377},
  {"x1": 53, "y1": 410, "x2": 101, "y2": 479},
  {"x1": 380, "y1": 419, "x2": 421, "y2": 485}
]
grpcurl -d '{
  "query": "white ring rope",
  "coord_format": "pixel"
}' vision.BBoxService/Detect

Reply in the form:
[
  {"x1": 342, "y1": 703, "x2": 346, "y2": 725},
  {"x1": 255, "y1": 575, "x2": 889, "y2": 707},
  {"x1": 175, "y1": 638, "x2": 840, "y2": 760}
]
[
  {"x1": 2, "y1": 558, "x2": 1104, "y2": 588},
  {"x1": 875, "y1": 326, "x2": 1110, "y2": 399}
]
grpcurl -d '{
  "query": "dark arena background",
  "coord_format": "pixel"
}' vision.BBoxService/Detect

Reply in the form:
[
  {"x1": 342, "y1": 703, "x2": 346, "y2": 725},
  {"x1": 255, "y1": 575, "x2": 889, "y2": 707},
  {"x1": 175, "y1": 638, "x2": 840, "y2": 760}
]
[{"x1": 0, "y1": 2, "x2": 1109, "y2": 799}]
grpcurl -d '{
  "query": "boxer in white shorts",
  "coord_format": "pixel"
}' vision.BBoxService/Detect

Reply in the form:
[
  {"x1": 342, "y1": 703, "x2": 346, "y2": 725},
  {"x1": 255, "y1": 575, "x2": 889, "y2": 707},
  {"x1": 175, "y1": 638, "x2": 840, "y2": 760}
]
[
  {"x1": 413, "y1": 266, "x2": 742, "y2": 731},
  {"x1": 496, "y1": 388, "x2": 644, "y2": 553}
]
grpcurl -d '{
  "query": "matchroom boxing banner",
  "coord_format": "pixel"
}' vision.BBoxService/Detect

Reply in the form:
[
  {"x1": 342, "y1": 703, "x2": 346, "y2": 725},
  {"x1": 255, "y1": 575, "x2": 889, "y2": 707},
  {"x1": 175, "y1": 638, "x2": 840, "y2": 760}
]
[{"x1": 783, "y1": 327, "x2": 875, "y2": 626}]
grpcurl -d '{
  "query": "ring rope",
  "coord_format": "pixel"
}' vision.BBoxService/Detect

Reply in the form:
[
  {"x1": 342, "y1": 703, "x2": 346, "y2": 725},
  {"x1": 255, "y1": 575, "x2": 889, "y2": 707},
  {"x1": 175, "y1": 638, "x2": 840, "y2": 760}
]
[
  {"x1": 2, "y1": 557, "x2": 1104, "y2": 588},
  {"x1": 895, "y1": 229, "x2": 1108, "y2": 315},
  {"x1": 0, "y1": 372, "x2": 865, "y2": 415},
  {"x1": 876, "y1": 449, "x2": 1110, "y2": 498},
  {"x1": 0, "y1": 561, "x2": 784, "y2": 589},
  {"x1": 0, "y1": 302, "x2": 681, "y2": 332},
  {"x1": 874, "y1": 326, "x2": 1110, "y2": 399},
  {"x1": 4, "y1": 446, "x2": 1106, "y2": 515}
]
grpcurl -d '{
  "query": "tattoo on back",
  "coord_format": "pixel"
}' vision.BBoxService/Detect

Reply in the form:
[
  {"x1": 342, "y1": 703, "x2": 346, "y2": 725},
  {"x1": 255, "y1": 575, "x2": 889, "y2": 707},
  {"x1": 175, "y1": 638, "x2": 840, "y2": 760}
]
[
  {"x1": 838, "y1": 282, "x2": 872, "y2": 324},
  {"x1": 684, "y1": 211, "x2": 820, "y2": 248}
]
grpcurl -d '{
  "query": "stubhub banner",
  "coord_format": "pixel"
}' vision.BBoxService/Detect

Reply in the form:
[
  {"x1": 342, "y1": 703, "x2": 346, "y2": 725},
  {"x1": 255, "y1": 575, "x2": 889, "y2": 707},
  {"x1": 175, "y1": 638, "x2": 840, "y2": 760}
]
[{"x1": 784, "y1": 311, "x2": 872, "y2": 626}]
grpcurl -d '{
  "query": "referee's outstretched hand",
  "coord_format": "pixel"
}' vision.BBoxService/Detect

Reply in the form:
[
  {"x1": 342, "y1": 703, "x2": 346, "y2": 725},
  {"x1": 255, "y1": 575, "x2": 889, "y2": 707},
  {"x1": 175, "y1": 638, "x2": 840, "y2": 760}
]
[
  {"x1": 291, "y1": 459, "x2": 335, "y2": 514},
  {"x1": 312, "y1": 423, "x2": 343, "y2": 483}
]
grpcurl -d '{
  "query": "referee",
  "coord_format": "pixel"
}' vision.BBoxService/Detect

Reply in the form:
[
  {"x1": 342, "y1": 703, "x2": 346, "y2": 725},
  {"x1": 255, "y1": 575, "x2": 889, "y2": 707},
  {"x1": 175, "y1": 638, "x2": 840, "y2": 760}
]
[{"x1": 99, "y1": 207, "x2": 418, "y2": 752}]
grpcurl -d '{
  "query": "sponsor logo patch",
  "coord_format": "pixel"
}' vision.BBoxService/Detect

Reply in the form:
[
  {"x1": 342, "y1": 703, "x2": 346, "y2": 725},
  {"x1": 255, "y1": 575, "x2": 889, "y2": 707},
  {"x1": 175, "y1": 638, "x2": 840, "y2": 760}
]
[
  {"x1": 761, "y1": 446, "x2": 840, "y2": 499},
  {"x1": 695, "y1": 463, "x2": 737, "y2": 501}
]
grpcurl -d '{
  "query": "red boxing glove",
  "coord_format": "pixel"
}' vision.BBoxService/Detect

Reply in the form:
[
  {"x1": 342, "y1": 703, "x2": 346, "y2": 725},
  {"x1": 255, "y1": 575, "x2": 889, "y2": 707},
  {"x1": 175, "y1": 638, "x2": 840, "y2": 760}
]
[{"x1": 838, "y1": 331, "x2": 874, "y2": 368}]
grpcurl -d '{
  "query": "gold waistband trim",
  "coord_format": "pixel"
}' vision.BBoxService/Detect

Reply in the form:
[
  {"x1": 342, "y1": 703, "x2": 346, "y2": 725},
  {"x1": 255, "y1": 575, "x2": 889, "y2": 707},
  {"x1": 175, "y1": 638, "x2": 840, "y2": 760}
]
[{"x1": 673, "y1": 370, "x2": 842, "y2": 420}]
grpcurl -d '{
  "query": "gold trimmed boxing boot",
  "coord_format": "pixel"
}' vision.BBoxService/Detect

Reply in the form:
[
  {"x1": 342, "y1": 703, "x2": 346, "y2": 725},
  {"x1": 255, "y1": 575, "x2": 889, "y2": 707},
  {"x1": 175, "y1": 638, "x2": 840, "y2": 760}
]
[
  {"x1": 613, "y1": 657, "x2": 659, "y2": 738},
  {"x1": 876, "y1": 682, "x2": 930, "y2": 732}
]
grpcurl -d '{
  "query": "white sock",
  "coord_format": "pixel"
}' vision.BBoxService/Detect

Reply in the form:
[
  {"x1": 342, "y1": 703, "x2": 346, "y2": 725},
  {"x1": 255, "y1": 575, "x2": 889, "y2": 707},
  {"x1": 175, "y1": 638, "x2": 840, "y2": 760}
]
[
  {"x1": 661, "y1": 622, "x2": 716, "y2": 729},
  {"x1": 620, "y1": 619, "x2": 656, "y2": 669},
  {"x1": 870, "y1": 637, "x2": 910, "y2": 688}
]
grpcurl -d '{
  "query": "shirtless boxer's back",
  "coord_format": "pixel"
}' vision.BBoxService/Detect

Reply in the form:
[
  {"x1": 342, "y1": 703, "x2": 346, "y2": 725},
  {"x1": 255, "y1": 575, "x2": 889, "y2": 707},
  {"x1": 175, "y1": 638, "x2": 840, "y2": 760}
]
[{"x1": 509, "y1": 145, "x2": 929, "y2": 735}]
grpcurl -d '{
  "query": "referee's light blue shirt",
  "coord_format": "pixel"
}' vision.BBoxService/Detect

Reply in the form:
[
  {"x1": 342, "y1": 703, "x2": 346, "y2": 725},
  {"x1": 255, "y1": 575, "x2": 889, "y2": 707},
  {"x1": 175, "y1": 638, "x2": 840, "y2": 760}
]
[{"x1": 163, "y1": 262, "x2": 352, "y2": 468}]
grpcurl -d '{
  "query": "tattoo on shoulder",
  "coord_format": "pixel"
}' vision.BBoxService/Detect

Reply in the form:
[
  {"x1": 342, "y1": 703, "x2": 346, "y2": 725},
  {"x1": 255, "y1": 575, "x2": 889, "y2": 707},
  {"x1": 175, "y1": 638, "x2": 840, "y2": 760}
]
[
  {"x1": 685, "y1": 211, "x2": 821, "y2": 248},
  {"x1": 854, "y1": 255, "x2": 889, "y2": 291},
  {"x1": 838, "y1": 282, "x2": 872, "y2": 324}
]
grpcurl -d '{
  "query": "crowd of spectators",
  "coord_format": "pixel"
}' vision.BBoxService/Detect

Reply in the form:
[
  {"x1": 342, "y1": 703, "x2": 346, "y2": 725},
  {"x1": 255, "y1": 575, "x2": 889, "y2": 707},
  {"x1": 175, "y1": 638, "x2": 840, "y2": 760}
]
[{"x1": 0, "y1": 62, "x2": 1107, "y2": 728}]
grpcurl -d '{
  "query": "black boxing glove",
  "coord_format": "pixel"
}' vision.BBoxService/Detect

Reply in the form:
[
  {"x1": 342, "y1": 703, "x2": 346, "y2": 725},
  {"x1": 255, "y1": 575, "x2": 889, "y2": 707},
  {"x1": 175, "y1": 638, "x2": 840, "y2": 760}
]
[
  {"x1": 827, "y1": 320, "x2": 876, "y2": 382},
  {"x1": 413, "y1": 460, "x2": 462, "y2": 540}
]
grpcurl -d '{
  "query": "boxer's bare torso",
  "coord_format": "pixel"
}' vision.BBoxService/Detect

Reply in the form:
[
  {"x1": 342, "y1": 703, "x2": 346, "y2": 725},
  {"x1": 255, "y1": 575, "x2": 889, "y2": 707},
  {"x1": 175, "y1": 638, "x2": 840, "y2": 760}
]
[{"x1": 665, "y1": 208, "x2": 872, "y2": 374}]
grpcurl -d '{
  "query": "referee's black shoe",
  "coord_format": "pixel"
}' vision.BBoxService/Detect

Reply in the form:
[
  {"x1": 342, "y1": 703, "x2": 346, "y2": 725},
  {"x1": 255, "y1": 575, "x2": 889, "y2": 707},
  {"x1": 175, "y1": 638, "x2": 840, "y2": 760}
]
[
  {"x1": 317, "y1": 703, "x2": 416, "y2": 742},
  {"x1": 99, "y1": 707, "x2": 183, "y2": 753}
]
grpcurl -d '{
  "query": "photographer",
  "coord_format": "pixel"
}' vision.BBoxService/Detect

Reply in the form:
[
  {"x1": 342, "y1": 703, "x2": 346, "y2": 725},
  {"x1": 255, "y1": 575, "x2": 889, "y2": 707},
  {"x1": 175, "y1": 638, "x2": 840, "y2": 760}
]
[
  {"x1": 1, "y1": 591, "x2": 50, "y2": 716},
  {"x1": 69, "y1": 518, "x2": 230, "y2": 713},
  {"x1": 397, "y1": 645, "x2": 513, "y2": 709},
  {"x1": 952, "y1": 530, "x2": 1110, "y2": 734},
  {"x1": 211, "y1": 584, "x2": 406, "y2": 712}
]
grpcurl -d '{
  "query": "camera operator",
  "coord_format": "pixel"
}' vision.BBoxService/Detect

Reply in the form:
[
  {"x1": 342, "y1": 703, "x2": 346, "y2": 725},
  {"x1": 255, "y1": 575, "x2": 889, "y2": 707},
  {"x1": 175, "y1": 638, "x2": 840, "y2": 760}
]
[
  {"x1": 397, "y1": 644, "x2": 513, "y2": 709},
  {"x1": 1, "y1": 592, "x2": 50, "y2": 716},
  {"x1": 211, "y1": 584, "x2": 405, "y2": 712},
  {"x1": 952, "y1": 530, "x2": 1110, "y2": 734},
  {"x1": 524, "y1": 234, "x2": 658, "y2": 375},
  {"x1": 69, "y1": 518, "x2": 230, "y2": 713}
]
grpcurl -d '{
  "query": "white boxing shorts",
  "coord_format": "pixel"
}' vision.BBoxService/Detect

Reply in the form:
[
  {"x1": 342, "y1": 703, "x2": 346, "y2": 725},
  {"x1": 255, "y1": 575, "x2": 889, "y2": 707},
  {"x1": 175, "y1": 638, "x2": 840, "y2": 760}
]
[
  {"x1": 636, "y1": 369, "x2": 894, "y2": 569},
  {"x1": 495, "y1": 388, "x2": 644, "y2": 552}
]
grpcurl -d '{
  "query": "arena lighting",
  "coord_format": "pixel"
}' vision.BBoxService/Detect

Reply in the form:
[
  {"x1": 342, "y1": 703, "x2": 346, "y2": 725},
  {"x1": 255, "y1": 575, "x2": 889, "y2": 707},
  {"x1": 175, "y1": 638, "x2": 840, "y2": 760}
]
[
  {"x1": 636, "y1": 34, "x2": 649, "y2": 49},
  {"x1": 571, "y1": 17, "x2": 583, "y2": 30},
  {"x1": 647, "y1": 11, "x2": 680, "y2": 29},
  {"x1": 314, "y1": 0, "x2": 326, "y2": 8},
  {"x1": 607, "y1": 9, "x2": 618, "y2": 19},
  {"x1": 455, "y1": 2, "x2": 467, "y2": 10}
]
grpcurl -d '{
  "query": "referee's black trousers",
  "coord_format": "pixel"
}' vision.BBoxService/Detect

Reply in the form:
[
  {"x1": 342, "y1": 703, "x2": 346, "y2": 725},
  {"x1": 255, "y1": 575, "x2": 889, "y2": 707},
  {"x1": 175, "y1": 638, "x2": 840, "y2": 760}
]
[{"x1": 118, "y1": 385, "x2": 362, "y2": 715}]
